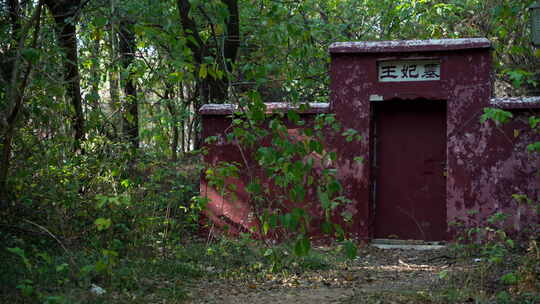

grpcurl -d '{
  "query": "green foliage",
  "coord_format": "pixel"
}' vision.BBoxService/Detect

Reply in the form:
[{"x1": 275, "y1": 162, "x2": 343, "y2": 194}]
[
  {"x1": 0, "y1": 134, "x2": 201, "y2": 300},
  {"x1": 204, "y1": 98, "x2": 358, "y2": 258},
  {"x1": 500, "y1": 272, "x2": 519, "y2": 285},
  {"x1": 1, "y1": 241, "x2": 207, "y2": 303},
  {"x1": 2, "y1": 0, "x2": 540, "y2": 301},
  {"x1": 94, "y1": 218, "x2": 112, "y2": 231},
  {"x1": 7, "y1": 247, "x2": 33, "y2": 272},
  {"x1": 293, "y1": 236, "x2": 311, "y2": 257},
  {"x1": 343, "y1": 240, "x2": 358, "y2": 260},
  {"x1": 481, "y1": 108, "x2": 514, "y2": 125}
]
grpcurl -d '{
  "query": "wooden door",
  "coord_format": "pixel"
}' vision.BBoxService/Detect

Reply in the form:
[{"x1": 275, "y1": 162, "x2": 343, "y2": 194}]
[{"x1": 373, "y1": 100, "x2": 447, "y2": 241}]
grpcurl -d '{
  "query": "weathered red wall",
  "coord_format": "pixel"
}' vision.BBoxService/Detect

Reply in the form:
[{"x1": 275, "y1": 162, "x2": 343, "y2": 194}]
[
  {"x1": 200, "y1": 104, "x2": 334, "y2": 238},
  {"x1": 329, "y1": 39, "x2": 495, "y2": 240},
  {"x1": 449, "y1": 99, "x2": 540, "y2": 238},
  {"x1": 200, "y1": 114, "x2": 256, "y2": 234},
  {"x1": 200, "y1": 39, "x2": 540, "y2": 241}
]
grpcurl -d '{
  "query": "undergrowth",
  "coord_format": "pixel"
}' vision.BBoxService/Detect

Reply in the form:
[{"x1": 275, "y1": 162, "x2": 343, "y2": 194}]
[
  {"x1": 1, "y1": 233, "x2": 349, "y2": 303},
  {"x1": 437, "y1": 217, "x2": 540, "y2": 304}
]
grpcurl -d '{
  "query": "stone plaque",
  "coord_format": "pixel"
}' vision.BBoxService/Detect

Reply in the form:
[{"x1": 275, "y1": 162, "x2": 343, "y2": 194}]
[{"x1": 378, "y1": 60, "x2": 440, "y2": 82}]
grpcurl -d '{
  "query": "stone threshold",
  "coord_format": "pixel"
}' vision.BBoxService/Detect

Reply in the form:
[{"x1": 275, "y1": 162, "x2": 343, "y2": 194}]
[{"x1": 371, "y1": 238, "x2": 446, "y2": 250}]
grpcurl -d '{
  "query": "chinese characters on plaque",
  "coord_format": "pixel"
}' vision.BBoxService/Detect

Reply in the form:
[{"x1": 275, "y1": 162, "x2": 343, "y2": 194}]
[{"x1": 378, "y1": 60, "x2": 440, "y2": 82}]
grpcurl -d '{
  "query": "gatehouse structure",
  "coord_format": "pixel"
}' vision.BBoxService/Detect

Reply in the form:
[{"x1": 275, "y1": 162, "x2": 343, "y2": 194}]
[{"x1": 200, "y1": 38, "x2": 540, "y2": 241}]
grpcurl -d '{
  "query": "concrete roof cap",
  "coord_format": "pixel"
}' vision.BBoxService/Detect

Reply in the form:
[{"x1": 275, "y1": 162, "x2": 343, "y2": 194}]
[
  {"x1": 329, "y1": 38, "x2": 491, "y2": 54},
  {"x1": 200, "y1": 102, "x2": 330, "y2": 115},
  {"x1": 490, "y1": 96, "x2": 540, "y2": 109}
]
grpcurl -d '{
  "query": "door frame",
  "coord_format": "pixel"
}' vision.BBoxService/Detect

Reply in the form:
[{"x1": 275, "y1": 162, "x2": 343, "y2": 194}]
[{"x1": 370, "y1": 99, "x2": 448, "y2": 241}]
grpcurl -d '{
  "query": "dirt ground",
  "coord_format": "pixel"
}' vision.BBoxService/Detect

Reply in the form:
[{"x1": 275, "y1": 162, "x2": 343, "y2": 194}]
[{"x1": 186, "y1": 245, "x2": 460, "y2": 304}]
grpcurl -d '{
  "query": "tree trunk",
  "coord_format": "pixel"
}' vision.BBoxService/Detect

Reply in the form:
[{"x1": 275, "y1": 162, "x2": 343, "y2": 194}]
[
  {"x1": 1, "y1": 114, "x2": 17, "y2": 206},
  {"x1": 44, "y1": 0, "x2": 85, "y2": 152},
  {"x1": 179, "y1": 83, "x2": 187, "y2": 153},
  {"x1": 118, "y1": 20, "x2": 139, "y2": 150},
  {"x1": 165, "y1": 88, "x2": 179, "y2": 161},
  {"x1": 222, "y1": 0, "x2": 240, "y2": 74},
  {"x1": 107, "y1": 0, "x2": 121, "y2": 139},
  {"x1": 7, "y1": 0, "x2": 21, "y2": 41},
  {"x1": 89, "y1": 34, "x2": 101, "y2": 109},
  {"x1": 1, "y1": 1, "x2": 43, "y2": 206}
]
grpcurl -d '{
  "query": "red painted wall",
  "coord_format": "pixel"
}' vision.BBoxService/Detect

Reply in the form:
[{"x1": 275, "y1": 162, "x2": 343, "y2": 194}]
[
  {"x1": 200, "y1": 104, "x2": 334, "y2": 238},
  {"x1": 448, "y1": 100, "x2": 540, "y2": 239},
  {"x1": 200, "y1": 39, "x2": 540, "y2": 241}
]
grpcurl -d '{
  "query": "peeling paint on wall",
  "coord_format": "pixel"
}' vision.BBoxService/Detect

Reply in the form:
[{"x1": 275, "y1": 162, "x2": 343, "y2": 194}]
[{"x1": 200, "y1": 39, "x2": 539, "y2": 242}]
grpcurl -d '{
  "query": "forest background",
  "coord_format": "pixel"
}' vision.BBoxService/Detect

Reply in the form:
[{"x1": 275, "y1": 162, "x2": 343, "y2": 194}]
[{"x1": 1, "y1": 0, "x2": 539, "y2": 303}]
